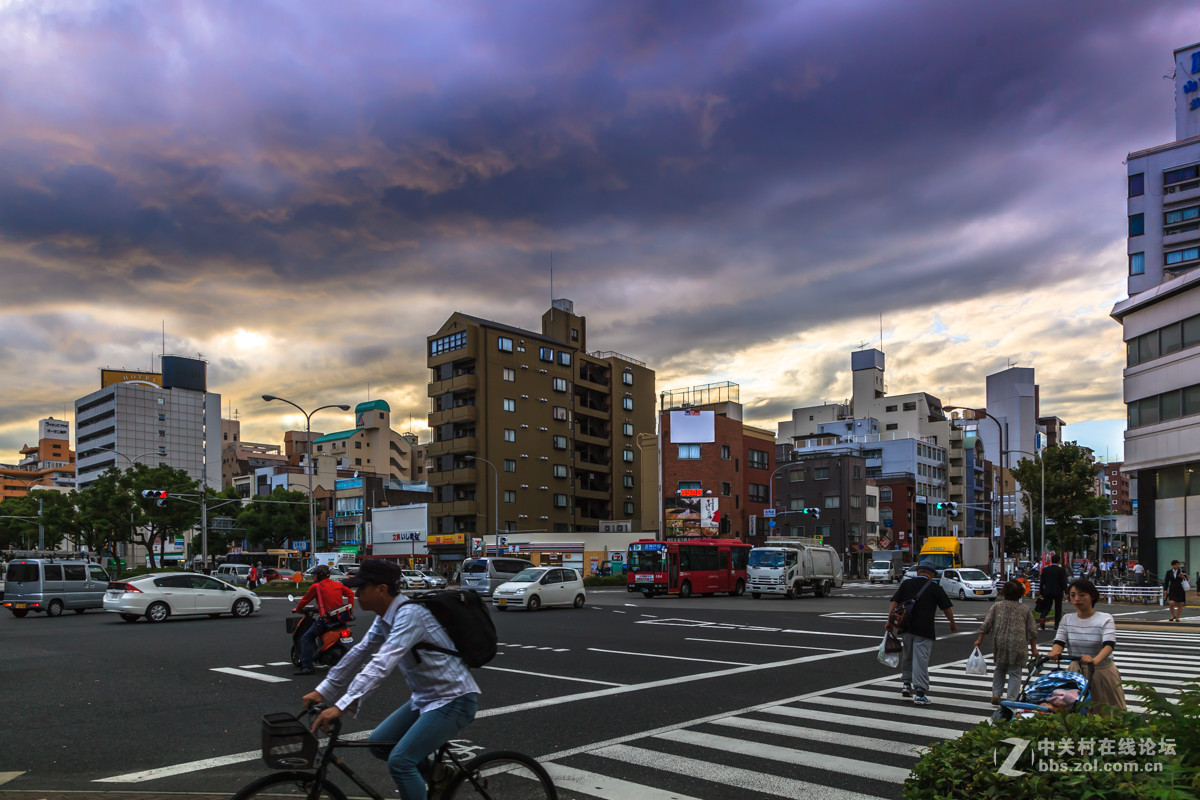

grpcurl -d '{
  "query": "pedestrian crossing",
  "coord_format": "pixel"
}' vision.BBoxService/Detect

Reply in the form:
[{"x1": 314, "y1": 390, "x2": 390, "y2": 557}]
[{"x1": 534, "y1": 629, "x2": 1200, "y2": 800}]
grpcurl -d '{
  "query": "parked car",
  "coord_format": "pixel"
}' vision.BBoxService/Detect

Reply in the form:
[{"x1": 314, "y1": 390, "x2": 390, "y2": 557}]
[
  {"x1": 3, "y1": 559, "x2": 111, "y2": 617},
  {"x1": 418, "y1": 570, "x2": 447, "y2": 589},
  {"x1": 399, "y1": 570, "x2": 427, "y2": 590},
  {"x1": 262, "y1": 568, "x2": 297, "y2": 583},
  {"x1": 938, "y1": 568, "x2": 997, "y2": 601},
  {"x1": 492, "y1": 567, "x2": 586, "y2": 611},
  {"x1": 103, "y1": 572, "x2": 261, "y2": 622}
]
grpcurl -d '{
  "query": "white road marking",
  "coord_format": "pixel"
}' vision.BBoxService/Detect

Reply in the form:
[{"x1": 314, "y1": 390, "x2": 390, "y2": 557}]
[
  {"x1": 587, "y1": 647, "x2": 751, "y2": 666},
  {"x1": 543, "y1": 763, "x2": 707, "y2": 800},
  {"x1": 0, "y1": 773, "x2": 25, "y2": 787},
  {"x1": 238, "y1": 664, "x2": 264, "y2": 669},
  {"x1": 711, "y1": 715, "x2": 922, "y2": 757},
  {"x1": 482, "y1": 665, "x2": 625, "y2": 687},
  {"x1": 802, "y1": 695, "x2": 984, "y2": 724},
  {"x1": 267, "y1": 661, "x2": 292, "y2": 666},
  {"x1": 762, "y1": 705, "x2": 963, "y2": 739},
  {"x1": 209, "y1": 667, "x2": 290, "y2": 684},
  {"x1": 685, "y1": 637, "x2": 840, "y2": 652}
]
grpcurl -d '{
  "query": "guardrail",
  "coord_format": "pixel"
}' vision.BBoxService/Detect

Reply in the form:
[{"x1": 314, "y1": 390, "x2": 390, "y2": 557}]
[{"x1": 991, "y1": 580, "x2": 1164, "y2": 605}]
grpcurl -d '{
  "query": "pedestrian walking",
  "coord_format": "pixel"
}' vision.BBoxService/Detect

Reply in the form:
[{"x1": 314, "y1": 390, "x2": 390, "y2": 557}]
[
  {"x1": 1132, "y1": 561, "x2": 1145, "y2": 585},
  {"x1": 1046, "y1": 579, "x2": 1127, "y2": 712},
  {"x1": 885, "y1": 561, "x2": 957, "y2": 706},
  {"x1": 1037, "y1": 554, "x2": 1069, "y2": 631},
  {"x1": 973, "y1": 581, "x2": 1039, "y2": 704},
  {"x1": 1163, "y1": 560, "x2": 1189, "y2": 622}
]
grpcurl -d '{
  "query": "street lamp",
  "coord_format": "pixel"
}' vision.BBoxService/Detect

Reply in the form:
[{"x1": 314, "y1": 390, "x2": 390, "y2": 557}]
[
  {"x1": 1008, "y1": 449, "x2": 1045, "y2": 568},
  {"x1": 946, "y1": 406, "x2": 1009, "y2": 577},
  {"x1": 261, "y1": 395, "x2": 351, "y2": 562},
  {"x1": 463, "y1": 456, "x2": 499, "y2": 556}
]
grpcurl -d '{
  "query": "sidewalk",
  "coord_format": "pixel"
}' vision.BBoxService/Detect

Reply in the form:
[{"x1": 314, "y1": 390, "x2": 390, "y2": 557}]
[{"x1": 0, "y1": 794, "x2": 234, "y2": 800}]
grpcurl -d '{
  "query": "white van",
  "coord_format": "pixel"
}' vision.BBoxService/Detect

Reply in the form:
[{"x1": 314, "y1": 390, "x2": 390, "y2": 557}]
[
  {"x1": 2, "y1": 559, "x2": 111, "y2": 617},
  {"x1": 460, "y1": 557, "x2": 536, "y2": 597}
]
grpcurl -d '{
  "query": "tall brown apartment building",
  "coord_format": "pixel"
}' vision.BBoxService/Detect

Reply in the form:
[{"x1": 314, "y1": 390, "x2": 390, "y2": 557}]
[{"x1": 426, "y1": 300, "x2": 655, "y2": 557}]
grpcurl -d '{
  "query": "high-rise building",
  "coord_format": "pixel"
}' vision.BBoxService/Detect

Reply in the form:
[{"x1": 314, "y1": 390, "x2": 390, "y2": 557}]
[
  {"x1": 0, "y1": 417, "x2": 76, "y2": 500},
  {"x1": 1110, "y1": 41, "x2": 1200, "y2": 575},
  {"x1": 426, "y1": 300, "x2": 655, "y2": 562},
  {"x1": 74, "y1": 356, "x2": 220, "y2": 492}
]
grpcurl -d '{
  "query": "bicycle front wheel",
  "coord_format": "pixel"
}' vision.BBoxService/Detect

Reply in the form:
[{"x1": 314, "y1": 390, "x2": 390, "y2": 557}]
[
  {"x1": 444, "y1": 750, "x2": 557, "y2": 800},
  {"x1": 231, "y1": 770, "x2": 348, "y2": 800}
]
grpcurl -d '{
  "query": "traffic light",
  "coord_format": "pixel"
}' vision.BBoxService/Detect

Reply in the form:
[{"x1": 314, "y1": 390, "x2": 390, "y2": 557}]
[
  {"x1": 935, "y1": 501, "x2": 959, "y2": 517},
  {"x1": 800, "y1": 507, "x2": 821, "y2": 519},
  {"x1": 142, "y1": 489, "x2": 168, "y2": 507},
  {"x1": 499, "y1": 536, "x2": 508, "y2": 546}
]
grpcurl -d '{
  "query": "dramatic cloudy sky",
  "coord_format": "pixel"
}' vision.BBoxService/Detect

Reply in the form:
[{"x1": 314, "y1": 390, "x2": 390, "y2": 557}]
[{"x1": 1, "y1": 0, "x2": 1194, "y2": 461}]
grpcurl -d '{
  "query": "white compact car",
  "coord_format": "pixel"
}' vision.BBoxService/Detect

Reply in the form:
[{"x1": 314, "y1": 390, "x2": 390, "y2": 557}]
[
  {"x1": 938, "y1": 568, "x2": 998, "y2": 601},
  {"x1": 492, "y1": 567, "x2": 586, "y2": 611},
  {"x1": 418, "y1": 570, "x2": 448, "y2": 589},
  {"x1": 104, "y1": 572, "x2": 262, "y2": 623},
  {"x1": 399, "y1": 570, "x2": 428, "y2": 590}
]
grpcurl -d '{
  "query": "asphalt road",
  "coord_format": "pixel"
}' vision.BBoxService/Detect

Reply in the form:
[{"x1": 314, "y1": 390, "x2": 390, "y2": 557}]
[{"x1": 3, "y1": 581, "x2": 1187, "y2": 799}]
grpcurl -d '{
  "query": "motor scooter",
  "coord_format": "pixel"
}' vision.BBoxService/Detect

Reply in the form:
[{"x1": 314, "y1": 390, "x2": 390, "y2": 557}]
[{"x1": 286, "y1": 599, "x2": 355, "y2": 667}]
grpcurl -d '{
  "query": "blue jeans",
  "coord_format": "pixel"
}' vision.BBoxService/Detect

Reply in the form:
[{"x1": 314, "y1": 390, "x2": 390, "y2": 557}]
[
  {"x1": 299, "y1": 618, "x2": 328, "y2": 670},
  {"x1": 368, "y1": 694, "x2": 479, "y2": 800}
]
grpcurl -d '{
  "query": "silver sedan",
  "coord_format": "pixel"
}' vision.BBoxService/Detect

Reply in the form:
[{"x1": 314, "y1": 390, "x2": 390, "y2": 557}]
[{"x1": 103, "y1": 572, "x2": 261, "y2": 623}]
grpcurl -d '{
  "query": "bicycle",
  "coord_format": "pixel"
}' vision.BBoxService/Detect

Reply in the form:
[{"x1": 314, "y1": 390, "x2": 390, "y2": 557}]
[{"x1": 232, "y1": 705, "x2": 558, "y2": 800}]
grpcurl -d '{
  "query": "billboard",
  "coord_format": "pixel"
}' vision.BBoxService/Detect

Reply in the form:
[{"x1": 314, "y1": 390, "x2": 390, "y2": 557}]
[
  {"x1": 101, "y1": 369, "x2": 162, "y2": 388},
  {"x1": 371, "y1": 504, "x2": 428, "y2": 556},
  {"x1": 670, "y1": 410, "x2": 715, "y2": 444}
]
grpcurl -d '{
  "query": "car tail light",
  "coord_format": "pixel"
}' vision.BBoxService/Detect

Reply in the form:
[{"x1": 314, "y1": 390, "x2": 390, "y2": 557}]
[{"x1": 107, "y1": 582, "x2": 142, "y2": 593}]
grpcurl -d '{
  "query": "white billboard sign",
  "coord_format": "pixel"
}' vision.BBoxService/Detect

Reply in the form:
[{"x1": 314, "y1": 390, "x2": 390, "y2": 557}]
[
  {"x1": 371, "y1": 504, "x2": 429, "y2": 556},
  {"x1": 670, "y1": 410, "x2": 715, "y2": 444}
]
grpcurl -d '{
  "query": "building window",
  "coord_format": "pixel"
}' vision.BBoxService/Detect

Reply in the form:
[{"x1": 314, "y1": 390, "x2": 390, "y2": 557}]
[
  {"x1": 850, "y1": 495, "x2": 861, "y2": 508},
  {"x1": 1165, "y1": 165, "x2": 1200, "y2": 184},
  {"x1": 624, "y1": 474, "x2": 635, "y2": 489},
  {"x1": 1129, "y1": 252, "x2": 1145, "y2": 276},
  {"x1": 430, "y1": 331, "x2": 467, "y2": 356},
  {"x1": 504, "y1": 459, "x2": 516, "y2": 472},
  {"x1": 571, "y1": 328, "x2": 579, "y2": 341},
  {"x1": 504, "y1": 490, "x2": 516, "y2": 504},
  {"x1": 721, "y1": 444, "x2": 731, "y2": 460},
  {"x1": 503, "y1": 368, "x2": 516, "y2": 382},
  {"x1": 355, "y1": 441, "x2": 362, "y2": 449},
  {"x1": 504, "y1": 429, "x2": 516, "y2": 442},
  {"x1": 885, "y1": 423, "x2": 898, "y2": 431},
  {"x1": 1129, "y1": 173, "x2": 1144, "y2": 197},
  {"x1": 623, "y1": 423, "x2": 634, "y2": 436},
  {"x1": 354, "y1": 458, "x2": 362, "y2": 466},
  {"x1": 498, "y1": 337, "x2": 513, "y2": 352},
  {"x1": 553, "y1": 377, "x2": 568, "y2": 392},
  {"x1": 622, "y1": 397, "x2": 634, "y2": 411},
  {"x1": 748, "y1": 483, "x2": 768, "y2": 503},
  {"x1": 902, "y1": 401, "x2": 916, "y2": 411},
  {"x1": 539, "y1": 347, "x2": 554, "y2": 362},
  {"x1": 552, "y1": 406, "x2": 568, "y2": 421},
  {"x1": 885, "y1": 404, "x2": 897, "y2": 412},
  {"x1": 867, "y1": 495, "x2": 877, "y2": 507},
  {"x1": 622, "y1": 371, "x2": 633, "y2": 385},
  {"x1": 721, "y1": 482, "x2": 731, "y2": 496},
  {"x1": 1129, "y1": 213, "x2": 1144, "y2": 237},
  {"x1": 503, "y1": 398, "x2": 516, "y2": 412},
  {"x1": 552, "y1": 435, "x2": 568, "y2": 449},
  {"x1": 748, "y1": 449, "x2": 769, "y2": 469},
  {"x1": 825, "y1": 496, "x2": 840, "y2": 509},
  {"x1": 623, "y1": 448, "x2": 635, "y2": 463},
  {"x1": 790, "y1": 469, "x2": 804, "y2": 482},
  {"x1": 815, "y1": 525, "x2": 830, "y2": 537},
  {"x1": 814, "y1": 467, "x2": 829, "y2": 480},
  {"x1": 554, "y1": 464, "x2": 568, "y2": 478},
  {"x1": 880, "y1": 487, "x2": 892, "y2": 502},
  {"x1": 624, "y1": 501, "x2": 635, "y2": 515},
  {"x1": 553, "y1": 494, "x2": 569, "y2": 508},
  {"x1": 558, "y1": 351, "x2": 572, "y2": 366},
  {"x1": 853, "y1": 465, "x2": 861, "y2": 478},
  {"x1": 679, "y1": 481, "x2": 701, "y2": 493},
  {"x1": 1165, "y1": 246, "x2": 1200, "y2": 266},
  {"x1": 1165, "y1": 205, "x2": 1200, "y2": 226},
  {"x1": 789, "y1": 497, "x2": 806, "y2": 510},
  {"x1": 678, "y1": 444, "x2": 701, "y2": 459}
]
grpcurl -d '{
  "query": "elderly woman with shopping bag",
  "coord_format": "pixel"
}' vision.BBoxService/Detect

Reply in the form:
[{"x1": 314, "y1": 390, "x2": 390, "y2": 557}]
[{"x1": 972, "y1": 580, "x2": 1040, "y2": 705}]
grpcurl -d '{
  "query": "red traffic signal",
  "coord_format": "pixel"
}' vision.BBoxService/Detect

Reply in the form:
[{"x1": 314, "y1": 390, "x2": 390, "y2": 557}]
[{"x1": 141, "y1": 489, "x2": 169, "y2": 506}]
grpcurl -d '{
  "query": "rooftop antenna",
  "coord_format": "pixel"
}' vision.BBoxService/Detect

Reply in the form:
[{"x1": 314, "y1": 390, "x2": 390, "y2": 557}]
[
  {"x1": 879, "y1": 313, "x2": 884, "y2": 354},
  {"x1": 162, "y1": 321, "x2": 166, "y2": 365},
  {"x1": 550, "y1": 250, "x2": 554, "y2": 320}
]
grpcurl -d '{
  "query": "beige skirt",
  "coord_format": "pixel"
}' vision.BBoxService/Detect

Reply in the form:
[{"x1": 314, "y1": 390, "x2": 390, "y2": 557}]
[{"x1": 1069, "y1": 659, "x2": 1127, "y2": 712}]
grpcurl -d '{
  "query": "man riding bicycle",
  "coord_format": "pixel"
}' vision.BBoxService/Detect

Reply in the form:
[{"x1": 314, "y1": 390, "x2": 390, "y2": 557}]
[
  {"x1": 302, "y1": 559, "x2": 480, "y2": 800},
  {"x1": 291, "y1": 564, "x2": 355, "y2": 676}
]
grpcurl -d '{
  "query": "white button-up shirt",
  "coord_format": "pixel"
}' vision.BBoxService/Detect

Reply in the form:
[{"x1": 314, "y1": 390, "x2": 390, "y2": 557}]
[{"x1": 316, "y1": 593, "x2": 480, "y2": 715}]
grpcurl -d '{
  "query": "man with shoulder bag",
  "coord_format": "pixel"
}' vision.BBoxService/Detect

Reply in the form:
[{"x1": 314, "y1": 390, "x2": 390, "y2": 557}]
[{"x1": 886, "y1": 561, "x2": 957, "y2": 706}]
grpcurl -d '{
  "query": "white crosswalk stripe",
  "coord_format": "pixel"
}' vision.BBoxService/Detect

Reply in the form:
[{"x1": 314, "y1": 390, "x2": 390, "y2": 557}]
[{"x1": 534, "y1": 629, "x2": 1200, "y2": 800}]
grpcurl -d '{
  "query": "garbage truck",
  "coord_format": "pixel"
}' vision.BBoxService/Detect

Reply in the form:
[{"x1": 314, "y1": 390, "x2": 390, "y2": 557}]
[{"x1": 747, "y1": 538, "x2": 843, "y2": 599}]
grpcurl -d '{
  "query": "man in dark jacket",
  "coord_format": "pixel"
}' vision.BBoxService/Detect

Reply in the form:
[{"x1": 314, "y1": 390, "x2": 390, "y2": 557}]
[
  {"x1": 886, "y1": 561, "x2": 957, "y2": 706},
  {"x1": 1037, "y1": 554, "x2": 1069, "y2": 630}
]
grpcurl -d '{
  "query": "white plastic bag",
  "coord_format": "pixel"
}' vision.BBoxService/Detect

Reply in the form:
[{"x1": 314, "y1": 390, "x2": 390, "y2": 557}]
[
  {"x1": 1183, "y1": 578, "x2": 1192, "y2": 592},
  {"x1": 877, "y1": 632, "x2": 901, "y2": 669},
  {"x1": 965, "y1": 646, "x2": 987, "y2": 676}
]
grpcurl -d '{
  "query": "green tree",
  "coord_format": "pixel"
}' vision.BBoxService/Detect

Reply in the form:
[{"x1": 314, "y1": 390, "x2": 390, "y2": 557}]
[
  {"x1": 69, "y1": 468, "x2": 141, "y2": 565},
  {"x1": 120, "y1": 464, "x2": 201, "y2": 568},
  {"x1": 236, "y1": 487, "x2": 309, "y2": 550},
  {"x1": 0, "y1": 494, "x2": 42, "y2": 549},
  {"x1": 1011, "y1": 442, "x2": 1100, "y2": 559}
]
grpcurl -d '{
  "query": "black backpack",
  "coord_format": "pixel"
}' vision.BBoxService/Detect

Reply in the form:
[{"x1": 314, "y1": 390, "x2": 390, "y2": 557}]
[
  {"x1": 409, "y1": 589, "x2": 498, "y2": 668},
  {"x1": 889, "y1": 577, "x2": 933, "y2": 633}
]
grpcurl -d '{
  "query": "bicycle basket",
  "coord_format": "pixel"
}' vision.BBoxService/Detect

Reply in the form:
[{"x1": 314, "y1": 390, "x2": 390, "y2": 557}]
[{"x1": 261, "y1": 712, "x2": 318, "y2": 769}]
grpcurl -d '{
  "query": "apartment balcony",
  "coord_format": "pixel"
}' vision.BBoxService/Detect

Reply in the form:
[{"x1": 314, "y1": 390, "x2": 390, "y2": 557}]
[
  {"x1": 1163, "y1": 226, "x2": 1200, "y2": 249},
  {"x1": 949, "y1": 465, "x2": 964, "y2": 481},
  {"x1": 428, "y1": 373, "x2": 478, "y2": 397},
  {"x1": 575, "y1": 430, "x2": 609, "y2": 447},
  {"x1": 575, "y1": 457, "x2": 611, "y2": 473},
  {"x1": 429, "y1": 500, "x2": 479, "y2": 517},
  {"x1": 427, "y1": 467, "x2": 477, "y2": 486},
  {"x1": 428, "y1": 405, "x2": 478, "y2": 427},
  {"x1": 574, "y1": 486, "x2": 610, "y2": 501},
  {"x1": 426, "y1": 437, "x2": 477, "y2": 458}
]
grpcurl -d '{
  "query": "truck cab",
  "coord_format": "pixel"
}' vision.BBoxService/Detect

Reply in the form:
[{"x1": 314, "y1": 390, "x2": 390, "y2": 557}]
[{"x1": 747, "y1": 539, "x2": 843, "y2": 599}]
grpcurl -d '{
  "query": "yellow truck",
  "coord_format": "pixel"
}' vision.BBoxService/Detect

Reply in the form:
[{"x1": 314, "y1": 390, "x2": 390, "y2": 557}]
[{"x1": 917, "y1": 536, "x2": 990, "y2": 572}]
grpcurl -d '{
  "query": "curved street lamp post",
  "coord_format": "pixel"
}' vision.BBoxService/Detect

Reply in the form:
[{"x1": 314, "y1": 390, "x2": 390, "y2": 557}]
[
  {"x1": 463, "y1": 455, "x2": 499, "y2": 556},
  {"x1": 262, "y1": 396, "x2": 351, "y2": 561},
  {"x1": 946, "y1": 406, "x2": 1009, "y2": 577}
]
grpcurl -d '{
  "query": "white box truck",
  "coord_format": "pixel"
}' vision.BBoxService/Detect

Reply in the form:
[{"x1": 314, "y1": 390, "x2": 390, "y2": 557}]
[
  {"x1": 868, "y1": 550, "x2": 905, "y2": 583},
  {"x1": 747, "y1": 538, "x2": 844, "y2": 598}
]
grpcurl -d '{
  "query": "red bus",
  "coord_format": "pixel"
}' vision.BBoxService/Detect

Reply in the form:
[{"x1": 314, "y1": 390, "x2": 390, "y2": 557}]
[{"x1": 626, "y1": 538, "x2": 752, "y2": 598}]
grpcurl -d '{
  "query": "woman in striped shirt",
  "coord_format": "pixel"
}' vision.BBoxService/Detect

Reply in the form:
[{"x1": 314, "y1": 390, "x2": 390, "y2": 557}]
[{"x1": 1044, "y1": 578, "x2": 1126, "y2": 712}]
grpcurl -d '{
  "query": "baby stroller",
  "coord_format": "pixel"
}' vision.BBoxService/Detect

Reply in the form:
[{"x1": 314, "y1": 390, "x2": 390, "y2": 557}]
[{"x1": 993, "y1": 656, "x2": 1092, "y2": 721}]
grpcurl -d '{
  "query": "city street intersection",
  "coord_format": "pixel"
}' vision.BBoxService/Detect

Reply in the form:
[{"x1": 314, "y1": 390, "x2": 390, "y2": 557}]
[{"x1": 3, "y1": 583, "x2": 1196, "y2": 799}]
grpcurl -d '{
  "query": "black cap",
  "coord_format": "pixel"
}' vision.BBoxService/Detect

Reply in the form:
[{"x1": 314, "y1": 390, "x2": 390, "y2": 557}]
[{"x1": 343, "y1": 559, "x2": 402, "y2": 588}]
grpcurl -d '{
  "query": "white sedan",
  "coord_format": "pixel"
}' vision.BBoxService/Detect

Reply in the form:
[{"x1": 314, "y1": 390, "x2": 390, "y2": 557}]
[
  {"x1": 492, "y1": 567, "x2": 586, "y2": 611},
  {"x1": 103, "y1": 573, "x2": 262, "y2": 623},
  {"x1": 939, "y1": 568, "x2": 998, "y2": 601},
  {"x1": 418, "y1": 570, "x2": 448, "y2": 589}
]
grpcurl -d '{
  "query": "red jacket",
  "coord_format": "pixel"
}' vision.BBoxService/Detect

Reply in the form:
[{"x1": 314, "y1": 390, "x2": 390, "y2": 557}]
[{"x1": 292, "y1": 579, "x2": 354, "y2": 615}]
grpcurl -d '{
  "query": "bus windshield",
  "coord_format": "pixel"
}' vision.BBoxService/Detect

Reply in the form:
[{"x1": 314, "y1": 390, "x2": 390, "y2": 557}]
[
  {"x1": 627, "y1": 550, "x2": 665, "y2": 572},
  {"x1": 748, "y1": 550, "x2": 787, "y2": 568}
]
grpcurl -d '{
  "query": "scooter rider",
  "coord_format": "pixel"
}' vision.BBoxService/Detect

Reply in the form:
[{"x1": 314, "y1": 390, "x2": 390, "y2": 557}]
[{"x1": 293, "y1": 565, "x2": 355, "y2": 676}]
